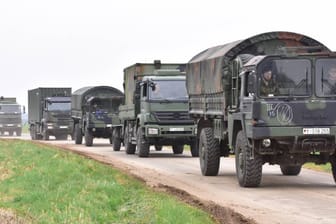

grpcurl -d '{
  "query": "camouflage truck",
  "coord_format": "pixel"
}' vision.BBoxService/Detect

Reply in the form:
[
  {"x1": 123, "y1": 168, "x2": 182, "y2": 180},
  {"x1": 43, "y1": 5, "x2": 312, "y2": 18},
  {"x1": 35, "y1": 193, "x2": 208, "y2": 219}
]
[
  {"x1": 71, "y1": 86, "x2": 124, "y2": 147},
  {"x1": 28, "y1": 88, "x2": 72, "y2": 140},
  {"x1": 0, "y1": 97, "x2": 23, "y2": 136},
  {"x1": 186, "y1": 31, "x2": 336, "y2": 187},
  {"x1": 118, "y1": 60, "x2": 197, "y2": 157}
]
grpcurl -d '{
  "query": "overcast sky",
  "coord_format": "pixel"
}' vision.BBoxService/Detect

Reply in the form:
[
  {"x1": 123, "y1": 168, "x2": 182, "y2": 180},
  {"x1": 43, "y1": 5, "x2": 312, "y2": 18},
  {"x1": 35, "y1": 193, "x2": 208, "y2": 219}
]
[{"x1": 1, "y1": 0, "x2": 335, "y2": 107}]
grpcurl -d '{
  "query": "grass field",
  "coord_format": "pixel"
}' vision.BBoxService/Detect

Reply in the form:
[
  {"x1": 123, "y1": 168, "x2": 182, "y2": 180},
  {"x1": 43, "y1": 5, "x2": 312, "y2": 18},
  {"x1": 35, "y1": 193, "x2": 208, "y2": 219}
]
[{"x1": 0, "y1": 139, "x2": 215, "y2": 224}]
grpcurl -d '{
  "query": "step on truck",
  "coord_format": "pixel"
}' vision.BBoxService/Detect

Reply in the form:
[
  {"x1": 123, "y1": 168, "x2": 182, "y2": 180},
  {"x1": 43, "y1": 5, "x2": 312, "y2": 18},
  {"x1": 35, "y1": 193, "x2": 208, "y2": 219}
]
[
  {"x1": 71, "y1": 86, "x2": 124, "y2": 147},
  {"x1": 0, "y1": 97, "x2": 24, "y2": 136},
  {"x1": 118, "y1": 60, "x2": 198, "y2": 157},
  {"x1": 186, "y1": 31, "x2": 336, "y2": 187},
  {"x1": 28, "y1": 87, "x2": 73, "y2": 140}
]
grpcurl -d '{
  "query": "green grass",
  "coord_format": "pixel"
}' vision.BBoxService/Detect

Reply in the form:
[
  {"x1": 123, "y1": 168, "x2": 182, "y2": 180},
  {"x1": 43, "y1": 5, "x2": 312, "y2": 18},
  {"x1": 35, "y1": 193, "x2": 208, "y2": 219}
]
[
  {"x1": 303, "y1": 163, "x2": 332, "y2": 173},
  {"x1": 0, "y1": 139, "x2": 215, "y2": 224},
  {"x1": 22, "y1": 123, "x2": 29, "y2": 134}
]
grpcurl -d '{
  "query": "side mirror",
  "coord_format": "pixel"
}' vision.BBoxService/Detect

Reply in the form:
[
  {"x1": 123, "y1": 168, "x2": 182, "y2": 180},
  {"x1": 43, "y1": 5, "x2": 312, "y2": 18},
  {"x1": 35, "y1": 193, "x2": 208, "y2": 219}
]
[{"x1": 247, "y1": 74, "x2": 256, "y2": 94}]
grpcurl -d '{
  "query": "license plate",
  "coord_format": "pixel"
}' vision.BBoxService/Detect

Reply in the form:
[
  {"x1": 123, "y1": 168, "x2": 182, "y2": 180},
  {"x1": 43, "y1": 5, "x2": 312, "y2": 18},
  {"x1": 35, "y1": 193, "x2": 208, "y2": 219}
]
[
  {"x1": 303, "y1": 128, "x2": 330, "y2": 135},
  {"x1": 60, "y1": 126, "x2": 68, "y2": 129},
  {"x1": 169, "y1": 127, "x2": 184, "y2": 132}
]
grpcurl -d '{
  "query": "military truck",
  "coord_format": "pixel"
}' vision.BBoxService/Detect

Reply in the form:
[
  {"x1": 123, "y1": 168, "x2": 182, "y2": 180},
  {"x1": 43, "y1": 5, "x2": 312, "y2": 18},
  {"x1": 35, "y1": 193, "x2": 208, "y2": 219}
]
[
  {"x1": 186, "y1": 31, "x2": 336, "y2": 187},
  {"x1": 28, "y1": 88, "x2": 72, "y2": 140},
  {"x1": 71, "y1": 86, "x2": 124, "y2": 147},
  {"x1": 118, "y1": 60, "x2": 197, "y2": 157},
  {"x1": 0, "y1": 97, "x2": 23, "y2": 136}
]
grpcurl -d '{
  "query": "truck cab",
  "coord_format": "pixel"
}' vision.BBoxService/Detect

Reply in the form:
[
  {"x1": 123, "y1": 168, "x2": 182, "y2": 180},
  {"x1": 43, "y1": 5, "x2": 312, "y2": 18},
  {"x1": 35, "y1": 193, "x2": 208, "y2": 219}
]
[
  {"x1": 0, "y1": 97, "x2": 23, "y2": 136},
  {"x1": 230, "y1": 53, "x2": 336, "y2": 186},
  {"x1": 41, "y1": 96, "x2": 72, "y2": 140},
  {"x1": 119, "y1": 63, "x2": 197, "y2": 157}
]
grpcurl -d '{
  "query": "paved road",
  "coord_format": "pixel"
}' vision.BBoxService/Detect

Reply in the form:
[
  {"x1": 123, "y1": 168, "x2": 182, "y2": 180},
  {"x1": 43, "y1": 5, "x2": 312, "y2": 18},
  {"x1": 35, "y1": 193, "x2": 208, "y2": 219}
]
[{"x1": 6, "y1": 134, "x2": 336, "y2": 224}]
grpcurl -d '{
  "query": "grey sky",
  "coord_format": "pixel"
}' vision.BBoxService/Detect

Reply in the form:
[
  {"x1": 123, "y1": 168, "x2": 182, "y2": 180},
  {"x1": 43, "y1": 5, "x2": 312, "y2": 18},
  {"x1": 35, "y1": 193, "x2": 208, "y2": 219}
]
[{"x1": 1, "y1": 0, "x2": 335, "y2": 107}]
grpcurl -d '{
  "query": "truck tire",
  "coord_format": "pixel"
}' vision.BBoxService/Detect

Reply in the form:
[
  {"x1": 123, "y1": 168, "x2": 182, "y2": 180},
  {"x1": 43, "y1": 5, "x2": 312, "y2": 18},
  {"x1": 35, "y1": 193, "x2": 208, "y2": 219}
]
[
  {"x1": 42, "y1": 127, "x2": 49, "y2": 140},
  {"x1": 74, "y1": 124, "x2": 83, "y2": 144},
  {"x1": 190, "y1": 140, "x2": 199, "y2": 157},
  {"x1": 112, "y1": 129, "x2": 121, "y2": 151},
  {"x1": 199, "y1": 128, "x2": 220, "y2": 176},
  {"x1": 172, "y1": 145, "x2": 184, "y2": 154},
  {"x1": 280, "y1": 165, "x2": 302, "y2": 176},
  {"x1": 235, "y1": 130, "x2": 263, "y2": 187},
  {"x1": 125, "y1": 126, "x2": 136, "y2": 154},
  {"x1": 85, "y1": 129, "x2": 93, "y2": 146},
  {"x1": 30, "y1": 126, "x2": 35, "y2": 140},
  {"x1": 137, "y1": 128, "x2": 150, "y2": 157},
  {"x1": 155, "y1": 145, "x2": 162, "y2": 151},
  {"x1": 331, "y1": 155, "x2": 336, "y2": 183},
  {"x1": 16, "y1": 129, "x2": 22, "y2": 136}
]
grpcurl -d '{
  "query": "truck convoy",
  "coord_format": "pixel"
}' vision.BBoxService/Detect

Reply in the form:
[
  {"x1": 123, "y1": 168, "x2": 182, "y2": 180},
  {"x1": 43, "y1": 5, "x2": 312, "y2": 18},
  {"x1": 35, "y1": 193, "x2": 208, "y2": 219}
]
[
  {"x1": 28, "y1": 88, "x2": 73, "y2": 140},
  {"x1": 118, "y1": 60, "x2": 197, "y2": 157},
  {"x1": 71, "y1": 86, "x2": 124, "y2": 147},
  {"x1": 0, "y1": 97, "x2": 23, "y2": 136},
  {"x1": 186, "y1": 31, "x2": 336, "y2": 187}
]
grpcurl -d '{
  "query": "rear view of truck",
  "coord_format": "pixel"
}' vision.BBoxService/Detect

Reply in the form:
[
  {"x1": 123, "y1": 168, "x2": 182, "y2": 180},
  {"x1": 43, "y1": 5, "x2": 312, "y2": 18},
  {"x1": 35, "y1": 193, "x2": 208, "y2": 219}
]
[
  {"x1": 0, "y1": 97, "x2": 23, "y2": 136},
  {"x1": 28, "y1": 87, "x2": 73, "y2": 140}
]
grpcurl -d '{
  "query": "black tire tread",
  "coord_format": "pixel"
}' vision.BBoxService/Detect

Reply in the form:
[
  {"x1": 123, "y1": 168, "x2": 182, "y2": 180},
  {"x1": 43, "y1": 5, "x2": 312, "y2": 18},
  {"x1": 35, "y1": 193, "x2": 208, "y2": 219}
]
[{"x1": 199, "y1": 128, "x2": 220, "y2": 176}]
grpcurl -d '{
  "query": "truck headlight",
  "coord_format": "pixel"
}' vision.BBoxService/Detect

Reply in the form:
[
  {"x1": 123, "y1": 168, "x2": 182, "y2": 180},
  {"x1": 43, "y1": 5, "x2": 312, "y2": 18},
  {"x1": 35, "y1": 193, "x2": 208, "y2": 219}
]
[
  {"x1": 47, "y1": 123, "x2": 54, "y2": 129},
  {"x1": 0, "y1": 124, "x2": 3, "y2": 127},
  {"x1": 148, "y1": 128, "x2": 159, "y2": 135}
]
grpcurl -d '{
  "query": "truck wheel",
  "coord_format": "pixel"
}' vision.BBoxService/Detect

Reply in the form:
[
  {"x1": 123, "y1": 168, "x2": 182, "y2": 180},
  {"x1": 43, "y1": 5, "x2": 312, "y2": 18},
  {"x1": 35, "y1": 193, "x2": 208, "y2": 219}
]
[
  {"x1": 155, "y1": 145, "x2": 162, "y2": 151},
  {"x1": 30, "y1": 126, "x2": 35, "y2": 140},
  {"x1": 16, "y1": 129, "x2": 22, "y2": 136},
  {"x1": 112, "y1": 129, "x2": 121, "y2": 151},
  {"x1": 85, "y1": 129, "x2": 93, "y2": 146},
  {"x1": 190, "y1": 140, "x2": 199, "y2": 157},
  {"x1": 235, "y1": 130, "x2": 263, "y2": 187},
  {"x1": 199, "y1": 128, "x2": 220, "y2": 176},
  {"x1": 137, "y1": 128, "x2": 150, "y2": 157},
  {"x1": 42, "y1": 127, "x2": 49, "y2": 140},
  {"x1": 280, "y1": 165, "x2": 302, "y2": 176},
  {"x1": 172, "y1": 145, "x2": 184, "y2": 154},
  {"x1": 331, "y1": 155, "x2": 336, "y2": 183},
  {"x1": 125, "y1": 126, "x2": 136, "y2": 154},
  {"x1": 9, "y1": 131, "x2": 13, "y2": 136},
  {"x1": 74, "y1": 124, "x2": 83, "y2": 144}
]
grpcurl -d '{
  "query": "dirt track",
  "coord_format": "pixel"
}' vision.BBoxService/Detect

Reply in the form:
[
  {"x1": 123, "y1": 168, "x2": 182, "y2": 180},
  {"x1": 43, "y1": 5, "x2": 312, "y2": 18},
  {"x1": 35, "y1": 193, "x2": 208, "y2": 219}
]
[{"x1": 5, "y1": 135, "x2": 336, "y2": 224}]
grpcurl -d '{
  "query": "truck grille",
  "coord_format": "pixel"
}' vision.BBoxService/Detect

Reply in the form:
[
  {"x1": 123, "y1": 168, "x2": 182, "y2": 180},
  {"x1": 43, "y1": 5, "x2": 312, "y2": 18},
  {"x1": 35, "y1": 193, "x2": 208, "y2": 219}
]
[
  {"x1": 153, "y1": 111, "x2": 193, "y2": 124},
  {"x1": 0, "y1": 117, "x2": 21, "y2": 123}
]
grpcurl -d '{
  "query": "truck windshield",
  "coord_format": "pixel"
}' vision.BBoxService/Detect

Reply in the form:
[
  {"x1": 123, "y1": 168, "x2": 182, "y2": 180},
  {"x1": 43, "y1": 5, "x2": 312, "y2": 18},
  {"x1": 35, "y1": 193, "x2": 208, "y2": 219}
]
[
  {"x1": 149, "y1": 80, "x2": 188, "y2": 101},
  {"x1": 0, "y1": 105, "x2": 21, "y2": 113},
  {"x1": 90, "y1": 99, "x2": 121, "y2": 113},
  {"x1": 47, "y1": 102, "x2": 71, "y2": 111},
  {"x1": 258, "y1": 59, "x2": 311, "y2": 97},
  {"x1": 315, "y1": 58, "x2": 336, "y2": 97}
]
